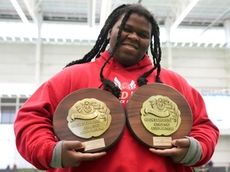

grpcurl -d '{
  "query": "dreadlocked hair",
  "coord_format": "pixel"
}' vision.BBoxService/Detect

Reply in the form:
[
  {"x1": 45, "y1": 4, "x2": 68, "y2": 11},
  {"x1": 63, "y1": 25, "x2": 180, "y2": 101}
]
[
  {"x1": 99, "y1": 6, "x2": 134, "y2": 98},
  {"x1": 65, "y1": 4, "x2": 162, "y2": 98},
  {"x1": 136, "y1": 6, "x2": 162, "y2": 86}
]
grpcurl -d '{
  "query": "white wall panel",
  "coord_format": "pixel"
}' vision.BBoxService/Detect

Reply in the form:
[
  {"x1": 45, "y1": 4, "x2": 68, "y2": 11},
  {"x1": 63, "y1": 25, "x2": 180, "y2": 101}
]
[
  {"x1": 225, "y1": 49, "x2": 230, "y2": 87},
  {"x1": 0, "y1": 43, "x2": 229, "y2": 89},
  {"x1": 164, "y1": 47, "x2": 229, "y2": 89},
  {"x1": 40, "y1": 44, "x2": 92, "y2": 82},
  {"x1": 211, "y1": 135, "x2": 230, "y2": 167},
  {"x1": 0, "y1": 43, "x2": 36, "y2": 83}
]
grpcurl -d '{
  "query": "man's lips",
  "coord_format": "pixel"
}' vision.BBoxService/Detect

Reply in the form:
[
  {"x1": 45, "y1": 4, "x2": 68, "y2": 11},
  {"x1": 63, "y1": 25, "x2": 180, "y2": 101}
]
[{"x1": 121, "y1": 42, "x2": 139, "y2": 49}]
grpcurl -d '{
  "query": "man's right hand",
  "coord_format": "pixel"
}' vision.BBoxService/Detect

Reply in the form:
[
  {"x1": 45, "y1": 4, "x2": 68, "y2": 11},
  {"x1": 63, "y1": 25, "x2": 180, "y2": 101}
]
[{"x1": 61, "y1": 140, "x2": 106, "y2": 167}]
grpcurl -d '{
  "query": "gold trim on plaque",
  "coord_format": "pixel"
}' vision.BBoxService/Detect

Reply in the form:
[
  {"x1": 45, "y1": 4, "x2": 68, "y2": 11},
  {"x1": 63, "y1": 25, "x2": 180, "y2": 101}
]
[
  {"x1": 140, "y1": 95, "x2": 181, "y2": 136},
  {"x1": 67, "y1": 98, "x2": 112, "y2": 139}
]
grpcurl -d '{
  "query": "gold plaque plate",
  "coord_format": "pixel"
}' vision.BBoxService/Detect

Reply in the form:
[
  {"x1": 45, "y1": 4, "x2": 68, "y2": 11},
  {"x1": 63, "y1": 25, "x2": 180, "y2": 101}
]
[
  {"x1": 53, "y1": 88, "x2": 126, "y2": 152},
  {"x1": 67, "y1": 98, "x2": 112, "y2": 139},
  {"x1": 126, "y1": 83, "x2": 193, "y2": 149},
  {"x1": 141, "y1": 95, "x2": 181, "y2": 136}
]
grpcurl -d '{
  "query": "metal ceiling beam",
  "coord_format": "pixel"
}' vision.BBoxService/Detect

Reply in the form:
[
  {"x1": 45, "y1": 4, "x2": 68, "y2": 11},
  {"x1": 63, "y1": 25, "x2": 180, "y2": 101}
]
[
  {"x1": 199, "y1": 6, "x2": 230, "y2": 36},
  {"x1": 193, "y1": 7, "x2": 230, "y2": 43},
  {"x1": 23, "y1": 0, "x2": 43, "y2": 84},
  {"x1": 100, "y1": 0, "x2": 112, "y2": 27},
  {"x1": 171, "y1": 0, "x2": 200, "y2": 31},
  {"x1": 224, "y1": 20, "x2": 230, "y2": 48},
  {"x1": 88, "y1": 0, "x2": 96, "y2": 27},
  {"x1": 10, "y1": 0, "x2": 29, "y2": 23},
  {"x1": 23, "y1": 0, "x2": 42, "y2": 24}
]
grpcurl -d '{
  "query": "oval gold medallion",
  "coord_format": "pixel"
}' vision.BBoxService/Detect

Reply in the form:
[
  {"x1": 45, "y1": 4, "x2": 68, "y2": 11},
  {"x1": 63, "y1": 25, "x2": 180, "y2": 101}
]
[
  {"x1": 141, "y1": 95, "x2": 181, "y2": 136},
  {"x1": 67, "y1": 98, "x2": 112, "y2": 139}
]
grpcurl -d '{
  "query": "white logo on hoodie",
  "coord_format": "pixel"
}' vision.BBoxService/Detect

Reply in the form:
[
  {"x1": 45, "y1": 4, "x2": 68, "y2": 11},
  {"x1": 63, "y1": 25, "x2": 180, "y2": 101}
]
[{"x1": 114, "y1": 77, "x2": 137, "y2": 105}]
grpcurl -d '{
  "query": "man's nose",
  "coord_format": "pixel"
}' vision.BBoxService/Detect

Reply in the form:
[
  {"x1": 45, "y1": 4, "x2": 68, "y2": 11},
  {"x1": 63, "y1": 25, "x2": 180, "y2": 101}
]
[{"x1": 128, "y1": 32, "x2": 139, "y2": 40}]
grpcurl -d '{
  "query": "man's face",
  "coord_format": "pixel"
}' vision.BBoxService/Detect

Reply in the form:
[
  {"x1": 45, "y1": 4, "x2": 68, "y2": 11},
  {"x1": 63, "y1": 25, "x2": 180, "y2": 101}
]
[{"x1": 108, "y1": 13, "x2": 152, "y2": 67}]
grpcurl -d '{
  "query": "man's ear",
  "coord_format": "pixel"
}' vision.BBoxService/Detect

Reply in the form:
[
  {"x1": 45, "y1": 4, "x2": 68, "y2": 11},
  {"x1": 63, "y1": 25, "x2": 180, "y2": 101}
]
[{"x1": 107, "y1": 29, "x2": 112, "y2": 39}]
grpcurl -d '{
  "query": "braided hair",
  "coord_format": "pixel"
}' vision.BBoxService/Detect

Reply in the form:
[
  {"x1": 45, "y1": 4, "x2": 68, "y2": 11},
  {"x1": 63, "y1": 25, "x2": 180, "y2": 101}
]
[{"x1": 65, "y1": 4, "x2": 162, "y2": 98}]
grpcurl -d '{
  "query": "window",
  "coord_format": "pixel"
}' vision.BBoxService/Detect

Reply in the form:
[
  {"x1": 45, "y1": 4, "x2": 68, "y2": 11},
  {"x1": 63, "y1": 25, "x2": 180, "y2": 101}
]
[
  {"x1": 1, "y1": 106, "x2": 16, "y2": 124},
  {"x1": 0, "y1": 96, "x2": 28, "y2": 124},
  {"x1": 203, "y1": 95, "x2": 230, "y2": 130},
  {"x1": 1, "y1": 97, "x2": 16, "y2": 103}
]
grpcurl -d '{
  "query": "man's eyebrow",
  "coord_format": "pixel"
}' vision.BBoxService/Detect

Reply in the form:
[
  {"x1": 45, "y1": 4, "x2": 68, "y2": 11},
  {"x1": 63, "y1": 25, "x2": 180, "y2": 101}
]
[{"x1": 122, "y1": 22, "x2": 151, "y2": 34}]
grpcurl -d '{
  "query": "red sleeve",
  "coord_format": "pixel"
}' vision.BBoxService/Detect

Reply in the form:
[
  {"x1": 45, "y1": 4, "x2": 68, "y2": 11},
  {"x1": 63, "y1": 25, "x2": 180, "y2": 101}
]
[
  {"x1": 186, "y1": 87, "x2": 219, "y2": 166},
  {"x1": 14, "y1": 69, "x2": 72, "y2": 169},
  {"x1": 161, "y1": 69, "x2": 219, "y2": 166}
]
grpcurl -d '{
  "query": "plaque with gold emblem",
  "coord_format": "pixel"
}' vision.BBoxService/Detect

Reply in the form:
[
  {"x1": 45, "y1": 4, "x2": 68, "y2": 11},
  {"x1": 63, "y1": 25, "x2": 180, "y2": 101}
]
[
  {"x1": 53, "y1": 88, "x2": 126, "y2": 152},
  {"x1": 126, "y1": 83, "x2": 193, "y2": 149}
]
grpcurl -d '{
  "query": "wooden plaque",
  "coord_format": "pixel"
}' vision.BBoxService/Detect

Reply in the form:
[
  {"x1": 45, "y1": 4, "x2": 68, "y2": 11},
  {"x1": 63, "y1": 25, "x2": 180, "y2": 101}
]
[
  {"x1": 126, "y1": 83, "x2": 193, "y2": 149},
  {"x1": 53, "y1": 88, "x2": 126, "y2": 152}
]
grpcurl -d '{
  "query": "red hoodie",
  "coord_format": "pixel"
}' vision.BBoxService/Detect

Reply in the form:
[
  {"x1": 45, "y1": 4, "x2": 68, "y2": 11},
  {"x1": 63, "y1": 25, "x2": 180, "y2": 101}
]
[{"x1": 14, "y1": 51, "x2": 219, "y2": 172}]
